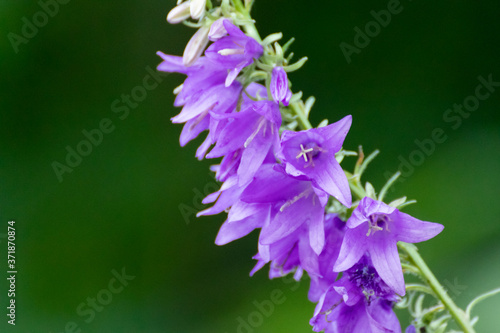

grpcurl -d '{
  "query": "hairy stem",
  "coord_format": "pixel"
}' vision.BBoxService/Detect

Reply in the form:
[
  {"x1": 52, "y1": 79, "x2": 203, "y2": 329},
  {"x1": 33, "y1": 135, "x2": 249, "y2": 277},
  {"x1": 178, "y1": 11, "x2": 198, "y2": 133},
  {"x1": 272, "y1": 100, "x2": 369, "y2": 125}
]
[
  {"x1": 232, "y1": 0, "x2": 262, "y2": 42},
  {"x1": 398, "y1": 242, "x2": 476, "y2": 333},
  {"x1": 290, "y1": 102, "x2": 313, "y2": 130}
]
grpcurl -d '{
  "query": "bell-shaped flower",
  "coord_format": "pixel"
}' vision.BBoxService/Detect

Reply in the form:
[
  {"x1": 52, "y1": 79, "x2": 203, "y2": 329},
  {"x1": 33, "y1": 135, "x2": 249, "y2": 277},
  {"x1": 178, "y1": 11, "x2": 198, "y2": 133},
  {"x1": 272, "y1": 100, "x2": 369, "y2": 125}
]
[
  {"x1": 333, "y1": 197, "x2": 444, "y2": 295},
  {"x1": 277, "y1": 115, "x2": 352, "y2": 207},
  {"x1": 250, "y1": 222, "x2": 320, "y2": 281},
  {"x1": 206, "y1": 84, "x2": 281, "y2": 185},
  {"x1": 240, "y1": 164, "x2": 329, "y2": 256},
  {"x1": 310, "y1": 256, "x2": 401, "y2": 333},
  {"x1": 214, "y1": 200, "x2": 271, "y2": 246},
  {"x1": 308, "y1": 214, "x2": 345, "y2": 302},
  {"x1": 270, "y1": 66, "x2": 292, "y2": 106},
  {"x1": 196, "y1": 174, "x2": 246, "y2": 218},
  {"x1": 156, "y1": 52, "x2": 242, "y2": 157},
  {"x1": 310, "y1": 288, "x2": 401, "y2": 333},
  {"x1": 205, "y1": 19, "x2": 263, "y2": 86}
]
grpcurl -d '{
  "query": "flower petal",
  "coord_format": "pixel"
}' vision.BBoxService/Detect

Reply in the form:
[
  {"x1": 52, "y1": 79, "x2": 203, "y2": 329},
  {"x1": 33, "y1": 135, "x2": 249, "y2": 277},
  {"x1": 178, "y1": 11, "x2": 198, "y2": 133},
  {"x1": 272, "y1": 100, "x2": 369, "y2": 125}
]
[
  {"x1": 215, "y1": 206, "x2": 269, "y2": 245},
  {"x1": 237, "y1": 125, "x2": 273, "y2": 186},
  {"x1": 311, "y1": 160, "x2": 352, "y2": 207},
  {"x1": 309, "y1": 211, "x2": 325, "y2": 255},
  {"x1": 394, "y1": 211, "x2": 444, "y2": 243},
  {"x1": 367, "y1": 299, "x2": 402, "y2": 333},
  {"x1": 260, "y1": 191, "x2": 319, "y2": 245},
  {"x1": 299, "y1": 234, "x2": 321, "y2": 276},
  {"x1": 333, "y1": 225, "x2": 368, "y2": 272},
  {"x1": 241, "y1": 165, "x2": 308, "y2": 203},
  {"x1": 369, "y1": 235, "x2": 405, "y2": 296},
  {"x1": 315, "y1": 115, "x2": 352, "y2": 151}
]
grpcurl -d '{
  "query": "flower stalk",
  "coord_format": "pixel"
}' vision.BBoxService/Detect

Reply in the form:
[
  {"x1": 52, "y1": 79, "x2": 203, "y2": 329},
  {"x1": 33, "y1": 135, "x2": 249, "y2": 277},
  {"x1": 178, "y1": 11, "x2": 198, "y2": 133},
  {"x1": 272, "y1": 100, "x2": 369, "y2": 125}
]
[
  {"x1": 398, "y1": 242, "x2": 476, "y2": 333},
  {"x1": 157, "y1": 0, "x2": 497, "y2": 331}
]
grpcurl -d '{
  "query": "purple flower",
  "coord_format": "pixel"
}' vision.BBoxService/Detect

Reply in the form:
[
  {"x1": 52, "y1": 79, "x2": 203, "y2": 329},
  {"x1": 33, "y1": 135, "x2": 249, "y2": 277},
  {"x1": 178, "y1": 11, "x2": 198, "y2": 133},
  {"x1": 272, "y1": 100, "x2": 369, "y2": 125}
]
[
  {"x1": 310, "y1": 256, "x2": 401, "y2": 333},
  {"x1": 156, "y1": 52, "x2": 242, "y2": 158},
  {"x1": 214, "y1": 200, "x2": 271, "y2": 246},
  {"x1": 308, "y1": 214, "x2": 345, "y2": 302},
  {"x1": 206, "y1": 84, "x2": 282, "y2": 185},
  {"x1": 205, "y1": 19, "x2": 263, "y2": 87},
  {"x1": 208, "y1": 18, "x2": 228, "y2": 41},
  {"x1": 209, "y1": 150, "x2": 242, "y2": 182},
  {"x1": 241, "y1": 164, "x2": 329, "y2": 256},
  {"x1": 311, "y1": 291, "x2": 400, "y2": 333},
  {"x1": 277, "y1": 115, "x2": 352, "y2": 207},
  {"x1": 250, "y1": 222, "x2": 317, "y2": 281},
  {"x1": 270, "y1": 67, "x2": 292, "y2": 106},
  {"x1": 333, "y1": 197, "x2": 444, "y2": 295},
  {"x1": 196, "y1": 173, "x2": 248, "y2": 218}
]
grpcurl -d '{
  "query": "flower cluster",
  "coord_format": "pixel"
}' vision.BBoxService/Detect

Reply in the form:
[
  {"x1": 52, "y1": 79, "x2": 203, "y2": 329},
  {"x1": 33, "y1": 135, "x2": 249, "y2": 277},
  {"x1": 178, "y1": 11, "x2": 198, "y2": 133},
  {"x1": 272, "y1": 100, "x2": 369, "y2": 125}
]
[{"x1": 158, "y1": 2, "x2": 445, "y2": 332}]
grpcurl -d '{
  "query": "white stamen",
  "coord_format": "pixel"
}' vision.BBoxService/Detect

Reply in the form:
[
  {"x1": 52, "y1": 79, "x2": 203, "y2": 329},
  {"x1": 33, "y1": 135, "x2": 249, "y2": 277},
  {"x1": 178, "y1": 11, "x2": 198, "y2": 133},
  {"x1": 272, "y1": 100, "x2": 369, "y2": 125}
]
[
  {"x1": 366, "y1": 215, "x2": 390, "y2": 236},
  {"x1": 296, "y1": 144, "x2": 314, "y2": 162},
  {"x1": 218, "y1": 48, "x2": 245, "y2": 56},
  {"x1": 280, "y1": 189, "x2": 312, "y2": 212},
  {"x1": 244, "y1": 119, "x2": 266, "y2": 148}
]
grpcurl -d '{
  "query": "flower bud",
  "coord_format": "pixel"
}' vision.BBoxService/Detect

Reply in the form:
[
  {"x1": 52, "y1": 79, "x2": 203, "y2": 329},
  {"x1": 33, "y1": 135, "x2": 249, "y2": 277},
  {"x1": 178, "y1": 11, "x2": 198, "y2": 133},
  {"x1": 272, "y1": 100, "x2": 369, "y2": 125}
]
[
  {"x1": 208, "y1": 18, "x2": 228, "y2": 41},
  {"x1": 190, "y1": 0, "x2": 206, "y2": 20},
  {"x1": 183, "y1": 25, "x2": 210, "y2": 66},
  {"x1": 167, "y1": 1, "x2": 191, "y2": 24},
  {"x1": 270, "y1": 66, "x2": 292, "y2": 106}
]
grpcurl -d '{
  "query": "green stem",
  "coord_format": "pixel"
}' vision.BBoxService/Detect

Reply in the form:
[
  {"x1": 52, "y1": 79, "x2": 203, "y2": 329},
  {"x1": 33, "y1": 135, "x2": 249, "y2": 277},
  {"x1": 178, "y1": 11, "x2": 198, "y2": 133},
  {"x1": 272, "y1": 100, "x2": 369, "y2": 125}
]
[
  {"x1": 398, "y1": 242, "x2": 476, "y2": 333},
  {"x1": 344, "y1": 171, "x2": 366, "y2": 200},
  {"x1": 466, "y1": 287, "x2": 500, "y2": 319},
  {"x1": 290, "y1": 102, "x2": 312, "y2": 130},
  {"x1": 223, "y1": 5, "x2": 479, "y2": 332},
  {"x1": 231, "y1": 0, "x2": 262, "y2": 42}
]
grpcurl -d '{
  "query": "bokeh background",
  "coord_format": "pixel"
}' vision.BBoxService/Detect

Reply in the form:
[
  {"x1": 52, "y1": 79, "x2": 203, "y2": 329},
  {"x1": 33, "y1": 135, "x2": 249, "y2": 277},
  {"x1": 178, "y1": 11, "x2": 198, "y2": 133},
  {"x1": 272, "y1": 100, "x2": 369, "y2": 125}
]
[{"x1": 1, "y1": 0, "x2": 499, "y2": 332}]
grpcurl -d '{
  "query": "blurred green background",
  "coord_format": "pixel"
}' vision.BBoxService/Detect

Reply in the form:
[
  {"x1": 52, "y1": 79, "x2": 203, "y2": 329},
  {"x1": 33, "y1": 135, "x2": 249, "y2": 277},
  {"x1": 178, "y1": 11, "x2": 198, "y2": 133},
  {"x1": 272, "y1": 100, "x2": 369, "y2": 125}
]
[{"x1": 1, "y1": 0, "x2": 499, "y2": 332}]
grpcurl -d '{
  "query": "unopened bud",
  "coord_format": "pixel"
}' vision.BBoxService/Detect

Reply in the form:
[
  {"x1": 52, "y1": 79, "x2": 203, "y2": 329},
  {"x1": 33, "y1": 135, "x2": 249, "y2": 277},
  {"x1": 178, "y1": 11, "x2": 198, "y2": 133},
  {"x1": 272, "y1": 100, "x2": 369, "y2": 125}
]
[
  {"x1": 190, "y1": 0, "x2": 206, "y2": 20},
  {"x1": 183, "y1": 25, "x2": 210, "y2": 66},
  {"x1": 208, "y1": 18, "x2": 228, "y2": 41},
  {"x1": 270, "y1": 67, "x2": 292, "y2": 106},
  {"x1": 167, "y1": 1, "x2": 191, "y2": 24}
]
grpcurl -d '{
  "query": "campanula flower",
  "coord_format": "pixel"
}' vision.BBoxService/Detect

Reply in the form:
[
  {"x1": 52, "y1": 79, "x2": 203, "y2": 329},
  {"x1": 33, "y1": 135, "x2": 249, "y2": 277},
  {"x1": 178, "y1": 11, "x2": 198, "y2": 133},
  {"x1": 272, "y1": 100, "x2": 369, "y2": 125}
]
[
  {"x1": 206, "y1": 84, "x2": 282, "y2": 185},
  {"x1": 308, "y1": 214, "x2": 345, "y2": 302},
  {"x1": 310, "y1": 256, "x2": 401, "y2": 333},
  {"x1": 278, "y1": 115, "x2": 352, "y2": 207},
  {"x1": 205, "y1": 19, "x2": 263, "y2": 86},
  {"x1": 334, "y1": 197, "x2": 444, "y2": 295},
  {"x1": 240, "y1": 164, "x2": 329, "y2": 256},
  {"x1": 156, "y1": 52, "x2": 242, "y2": 158}
]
